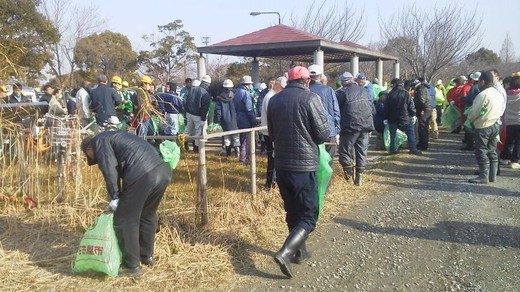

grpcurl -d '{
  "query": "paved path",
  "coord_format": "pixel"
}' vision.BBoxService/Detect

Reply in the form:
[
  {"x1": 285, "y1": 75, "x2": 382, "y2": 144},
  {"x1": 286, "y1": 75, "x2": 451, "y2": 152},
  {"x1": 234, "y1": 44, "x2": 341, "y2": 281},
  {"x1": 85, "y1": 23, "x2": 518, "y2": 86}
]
[{"x1": 231, "y1": 131, "x2": 520, "y2": 291}]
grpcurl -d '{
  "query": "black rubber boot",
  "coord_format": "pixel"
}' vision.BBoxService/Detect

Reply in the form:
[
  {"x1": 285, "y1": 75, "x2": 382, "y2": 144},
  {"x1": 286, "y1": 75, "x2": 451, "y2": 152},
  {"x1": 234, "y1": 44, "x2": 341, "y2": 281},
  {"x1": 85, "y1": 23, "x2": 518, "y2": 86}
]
[
  {"x1": 343, "y1": 166, "x2": 354, "y2": 183},
  {"x1": 274, "y1": 226, "x2": 308, "y2": 278},
  {"x1": 469, "y1": 163, "x2": 489, "y2": 184},
  {"x1": 489, "y1": 160, "x2": 498, "y2": 182},
  {"x1": 234, "y1": 146, "x2": 240, "y2": 159},
  {"x1": 354, "y1": 166, "x2": 365, "y2": 186},
  {"x1": 292, "y1": 242, "x2": 312, "y2": 264}
]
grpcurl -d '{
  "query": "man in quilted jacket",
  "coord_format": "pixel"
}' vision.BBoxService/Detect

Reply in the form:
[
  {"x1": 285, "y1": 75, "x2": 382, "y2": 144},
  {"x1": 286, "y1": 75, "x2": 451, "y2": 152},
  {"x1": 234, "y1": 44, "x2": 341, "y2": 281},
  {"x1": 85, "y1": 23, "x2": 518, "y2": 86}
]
[{"x1": 267, "y1": 66, "x2": 329, "y2": 278}]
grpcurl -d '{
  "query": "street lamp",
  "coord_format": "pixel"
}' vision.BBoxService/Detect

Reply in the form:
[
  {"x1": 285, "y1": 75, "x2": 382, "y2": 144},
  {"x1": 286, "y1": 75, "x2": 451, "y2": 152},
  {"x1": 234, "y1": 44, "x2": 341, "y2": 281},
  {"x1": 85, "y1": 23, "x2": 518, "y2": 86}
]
[{"x1": 250, "y1": 11, "x2": 281, "y2": 25}]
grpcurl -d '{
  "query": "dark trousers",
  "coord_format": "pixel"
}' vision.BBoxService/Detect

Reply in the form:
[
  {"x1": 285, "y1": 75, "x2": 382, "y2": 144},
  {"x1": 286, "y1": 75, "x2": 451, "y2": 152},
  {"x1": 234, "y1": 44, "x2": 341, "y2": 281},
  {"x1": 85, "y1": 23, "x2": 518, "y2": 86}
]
[
  {"x1": 389, "y1": 121, "x2": 418, "y2": 152},
  {"x1": 417, "y1": 110, "x2": 432, "y2": 149},
  {"x1": 325, "y1": 136, "x2": 337, "y2": 169},
  {"x1": 436, "y1": 105, "x2": 443, "y2": 124},
  {"x1": 337, "y1": 131, "x2": 370, "y2": 168},
  {"x1": 474, "y1": 122, "x2": 500, "y2": 165},
  {"x1": 501, "y1": 124, "x2": 520, "y2": 162},
  {"x1": 114, "y1": 163, "x2": 172, "y2": 268},
  {"x1": 276, "y1": 169, "x2": 318, "y2": 233},
  {"x1": 264, "y1": 135, "x2": 275, "y2": 186}
]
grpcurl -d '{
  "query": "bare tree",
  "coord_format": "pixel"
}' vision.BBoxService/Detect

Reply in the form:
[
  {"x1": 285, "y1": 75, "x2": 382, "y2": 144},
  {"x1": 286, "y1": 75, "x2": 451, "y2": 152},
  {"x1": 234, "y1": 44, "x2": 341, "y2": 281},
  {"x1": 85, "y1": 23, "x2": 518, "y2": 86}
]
[
  {"x1": 289, "y1": 0, "x2": 366, "y2": 42},
  {"x1": 379, "y1": 3, "x2": 482, "y2": 81},
  {"x1": 40, "y1": 0, "x2": 105, "y2": 87},
  {"x1": 500, "y1": 33, "x2": 516, "y2": 64}
]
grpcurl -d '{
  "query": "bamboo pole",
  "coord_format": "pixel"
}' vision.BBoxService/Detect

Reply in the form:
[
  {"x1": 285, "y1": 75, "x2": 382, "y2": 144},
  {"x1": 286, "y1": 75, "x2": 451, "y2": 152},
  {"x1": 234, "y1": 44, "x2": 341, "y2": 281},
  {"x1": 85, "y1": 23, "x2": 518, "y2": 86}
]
[
  {"x1": 249, "y1": 129, "x2": 257, "y2": 196},
  {"x1": 197, "y1": 138, "x2": 208, "y2": 226}
]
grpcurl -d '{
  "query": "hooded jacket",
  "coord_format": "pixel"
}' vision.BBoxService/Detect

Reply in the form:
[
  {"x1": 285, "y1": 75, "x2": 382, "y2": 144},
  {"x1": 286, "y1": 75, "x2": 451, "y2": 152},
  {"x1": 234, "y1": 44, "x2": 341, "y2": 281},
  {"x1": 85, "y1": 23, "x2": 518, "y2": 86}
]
[
  {"x1": 267, "y1": 82, "x2": 329, "y2": 172},
  {"x1": 233, "y1": 84, "x2": 256, "y2": 128},
  {"x1": 214, "y1": 90, "x2": 238, "y2": 131}
]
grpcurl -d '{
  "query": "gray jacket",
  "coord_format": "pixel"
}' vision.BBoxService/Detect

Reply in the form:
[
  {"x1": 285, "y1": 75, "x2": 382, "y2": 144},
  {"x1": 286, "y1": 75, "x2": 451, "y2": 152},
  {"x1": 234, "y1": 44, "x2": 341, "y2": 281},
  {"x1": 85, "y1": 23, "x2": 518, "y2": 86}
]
[
  {"x1": 336, "y1": 84, "x2": 375, "y2": 133},
  {"x1": 267, "y1": 82, "x2": 330, "y2": 172}
]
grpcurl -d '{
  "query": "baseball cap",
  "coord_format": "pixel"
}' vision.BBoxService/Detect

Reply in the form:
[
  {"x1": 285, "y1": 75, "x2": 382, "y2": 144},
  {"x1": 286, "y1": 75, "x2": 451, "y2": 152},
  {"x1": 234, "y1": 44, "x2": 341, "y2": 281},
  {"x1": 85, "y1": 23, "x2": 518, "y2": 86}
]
[
  {"x1": 355, "y1": 73, "x2": 366, "y2": 80},
  {"x1": 275, "y1": 76, "x2": 288, "y2": 88},
  {"x1": 339, "y1": 72, "x2": 354, "y2": 82},
  {"x1": 308, "y1": 64, "x2": 323, "y2": 76},
  {"x1": 287, "y1": 66, "x2": 310, "y2": 81}
]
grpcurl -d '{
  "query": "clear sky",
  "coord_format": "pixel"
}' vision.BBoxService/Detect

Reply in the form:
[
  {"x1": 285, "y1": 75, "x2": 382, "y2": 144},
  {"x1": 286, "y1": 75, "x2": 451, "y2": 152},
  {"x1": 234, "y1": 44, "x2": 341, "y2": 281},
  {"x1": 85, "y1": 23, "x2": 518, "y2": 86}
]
[{"x1": 83, "y1": 0, "x2": 518, "y2": 58}]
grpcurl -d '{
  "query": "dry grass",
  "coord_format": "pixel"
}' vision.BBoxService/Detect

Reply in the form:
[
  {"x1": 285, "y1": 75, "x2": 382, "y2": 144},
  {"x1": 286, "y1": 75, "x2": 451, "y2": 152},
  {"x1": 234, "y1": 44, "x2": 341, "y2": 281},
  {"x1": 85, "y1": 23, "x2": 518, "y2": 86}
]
[{"x1": 0, "y1": 127, "x2": 389, "y2": 291}]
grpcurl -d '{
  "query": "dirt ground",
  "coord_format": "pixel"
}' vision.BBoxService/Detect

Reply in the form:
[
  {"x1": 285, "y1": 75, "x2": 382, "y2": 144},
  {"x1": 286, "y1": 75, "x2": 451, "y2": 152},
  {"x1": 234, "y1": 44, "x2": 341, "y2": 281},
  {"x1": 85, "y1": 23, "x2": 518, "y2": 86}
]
[{"x1": 227, "y1": 131, "x2": 520, "y2": 291}]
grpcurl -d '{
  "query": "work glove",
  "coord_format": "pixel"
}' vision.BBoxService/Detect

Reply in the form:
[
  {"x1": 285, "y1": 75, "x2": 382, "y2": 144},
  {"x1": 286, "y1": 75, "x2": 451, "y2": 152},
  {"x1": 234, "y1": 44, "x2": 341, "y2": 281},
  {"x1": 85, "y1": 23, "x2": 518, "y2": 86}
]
[
  {"x1": 412, "y1": 116, "x2": 417, "y2": 125},
  {"x1": 108, "y1": 199, "x2": 119, "y2": 211},
  {"x1": 383, "y1": 120, "x2": 388, "y2": 125},
  {"x1": 335, "y1": 134, "x2": 340, "y2": 145}
]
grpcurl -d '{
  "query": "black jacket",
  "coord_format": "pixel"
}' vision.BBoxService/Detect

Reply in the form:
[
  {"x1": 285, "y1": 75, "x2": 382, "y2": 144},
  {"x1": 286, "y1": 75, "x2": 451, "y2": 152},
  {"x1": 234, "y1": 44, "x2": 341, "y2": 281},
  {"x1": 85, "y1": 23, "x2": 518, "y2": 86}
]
[
  {"x1": 267, "y1": 82, "x2": 329, "y2": 172},
  {"x1": 87, "y1": 131, "x2": 166, "y2": 200},
  {"x1": 89, "y1": 84, "x2": 121, "y2": 123},
  {"x1": 385, "y1": 85, "x2": 416, "y2": 125},
  {"x1": 184, "y1": 82, "x2": 211, "y2": 120},
  {"x1": 336, "y1": 84, "x2": 375, "y2": 133},
  {"x1": 413, "y1": 83, "x2": 431, "y2": 114},
  {"x1": 214, "y1": 90, "x2": 238, "y2": 131}
]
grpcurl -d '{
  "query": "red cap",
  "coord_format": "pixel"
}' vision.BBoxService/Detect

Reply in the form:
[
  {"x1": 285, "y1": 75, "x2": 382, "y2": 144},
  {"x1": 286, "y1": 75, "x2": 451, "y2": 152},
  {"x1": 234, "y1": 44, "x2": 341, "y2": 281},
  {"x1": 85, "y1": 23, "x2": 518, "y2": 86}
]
[{"x1": 287, "y1": 66, "x2": 310, "y2": 81}]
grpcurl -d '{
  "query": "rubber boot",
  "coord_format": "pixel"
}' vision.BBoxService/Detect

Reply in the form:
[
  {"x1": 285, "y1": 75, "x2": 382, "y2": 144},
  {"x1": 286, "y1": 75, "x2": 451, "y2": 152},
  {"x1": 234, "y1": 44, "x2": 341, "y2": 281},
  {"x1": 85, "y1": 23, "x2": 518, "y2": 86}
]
[
  {"x1": 469, "y1": 163, "x2": 489, "y2": 184},
  {"x1": 274, "y1": 226, "x2": 308, "y2": 278},
  {"x1": 192, "y1": 141, "x2": 199, "y2": 153},
  {"x1": 489, "y1": 160, "x2": 498, "y2": 182},
  {"x1": 354, "y1": 166, "x2": 365, "y2": 186},
  {"x1": 343, "y1": 166, "x2": 354, "y2": 183},
  {"x1": 234, "y1": 146, "x2": 240, "y2": 159},
  {"x1": 225, "y1": 146, "x2": 232, "y2": 156},
  {"x1": 292, "y1": 242, "x2": 312, "y2": 264}
]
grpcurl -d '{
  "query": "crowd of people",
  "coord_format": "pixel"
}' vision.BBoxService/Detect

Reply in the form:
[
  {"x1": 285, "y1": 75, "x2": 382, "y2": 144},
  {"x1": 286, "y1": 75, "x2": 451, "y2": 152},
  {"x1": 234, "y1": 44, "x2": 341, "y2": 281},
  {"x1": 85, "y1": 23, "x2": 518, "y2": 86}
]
[{"x1": 2, "y1": 65, "x2": 519, "y2": 278}]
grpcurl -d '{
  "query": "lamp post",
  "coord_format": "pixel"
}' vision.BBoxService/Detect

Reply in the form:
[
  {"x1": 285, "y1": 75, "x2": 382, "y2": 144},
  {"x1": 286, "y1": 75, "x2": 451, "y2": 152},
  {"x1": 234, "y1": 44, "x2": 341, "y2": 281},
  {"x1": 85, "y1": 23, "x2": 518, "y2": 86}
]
[{"x1": 250, "y1": 11, "x2": 281, "y2": 25}]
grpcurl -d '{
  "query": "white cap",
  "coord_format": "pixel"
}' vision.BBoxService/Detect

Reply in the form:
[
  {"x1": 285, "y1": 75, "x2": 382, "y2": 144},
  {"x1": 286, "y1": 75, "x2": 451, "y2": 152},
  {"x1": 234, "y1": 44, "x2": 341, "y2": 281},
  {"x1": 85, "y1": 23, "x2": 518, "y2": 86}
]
[
  {"x1": 308, "y1": 64, "x2": 323, "y2": 76},
  {"x1": 192, "y1": 80, "x2": 201, "y2": 86},
  {"x1": 259, "y1": 82, "x2": 267, "y2": 91},
  {"x1": 201, "y1": 75, "x2": 212, "y2": 84},
  {"x1": 275, "y1": 76, "x2": 287, "y2": 88}
]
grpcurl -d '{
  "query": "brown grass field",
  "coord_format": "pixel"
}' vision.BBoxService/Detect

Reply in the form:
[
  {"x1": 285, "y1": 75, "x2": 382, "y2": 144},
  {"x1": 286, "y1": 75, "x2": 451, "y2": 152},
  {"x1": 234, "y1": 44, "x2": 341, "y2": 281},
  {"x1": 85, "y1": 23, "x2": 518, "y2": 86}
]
[{"x1": 0, "y1": 126, "x2": 386, "y2": 291}]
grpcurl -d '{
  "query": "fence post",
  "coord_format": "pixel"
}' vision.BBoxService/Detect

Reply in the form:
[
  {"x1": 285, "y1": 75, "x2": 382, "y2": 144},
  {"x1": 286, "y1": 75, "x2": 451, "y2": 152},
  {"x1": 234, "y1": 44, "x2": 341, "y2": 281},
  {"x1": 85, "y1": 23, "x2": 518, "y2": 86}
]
[
  {"x1": 249, "y1": 129, "x2": 256, "y2": 196},
  {"x1": 197, "y1": 138, "x2": 208, "y2": 226}
]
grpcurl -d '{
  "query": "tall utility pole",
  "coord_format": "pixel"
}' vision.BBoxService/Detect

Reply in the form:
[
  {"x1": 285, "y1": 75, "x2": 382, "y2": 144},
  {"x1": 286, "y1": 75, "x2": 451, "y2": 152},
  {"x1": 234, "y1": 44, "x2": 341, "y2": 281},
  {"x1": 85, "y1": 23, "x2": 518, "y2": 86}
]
[{"x1": 201, "y1": 37, "x2": 211, "y2": 69}]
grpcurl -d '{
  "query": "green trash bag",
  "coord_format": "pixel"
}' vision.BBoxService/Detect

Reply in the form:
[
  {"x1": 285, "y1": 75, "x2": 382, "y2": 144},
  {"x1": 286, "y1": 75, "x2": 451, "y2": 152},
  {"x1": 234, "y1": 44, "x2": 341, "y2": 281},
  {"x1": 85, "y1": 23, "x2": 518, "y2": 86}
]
[
  {"x1": 383, "y1": 124, "x2": 408, "y2": 152},
  {"x1": 207, "y1": 123, "x2": 223, "y2": 134},
  {"x1": 316, "y1": 144, "x2": 333, "y2": 219},
  {"x1": 441, "y1": 103, "x2": 461, "y2": 132},
  {"x1": 463, "y1": 106, "x2": 472, "y2": 129},
  {"x1": 206, "y1": 100, "x2": 216, "y2": 124},
  {"x1": 159, "y1": 140, "x2": 181, "y2": 169},
  {"x1": 178, "y1": 114, "x2": 186, "y2": 134},
  {"x1": 72, "y1": 212, "x2": 122, "y2": 277}
]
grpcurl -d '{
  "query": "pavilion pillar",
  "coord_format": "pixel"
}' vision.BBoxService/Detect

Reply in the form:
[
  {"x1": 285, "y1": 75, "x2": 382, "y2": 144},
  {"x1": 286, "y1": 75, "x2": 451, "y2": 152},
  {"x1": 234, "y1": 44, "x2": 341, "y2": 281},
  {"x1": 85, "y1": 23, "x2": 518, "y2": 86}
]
[
  {"x1": 376, "y1": 58, "x2": 383, "y2": 85},
  {"x1": 313, "y1": 48, "x2": 324, "y2": 68},
  {"x1": 393, "y1": 61, "x2": 400, "y2": 79},
  {"x1": 251, "y1": 58, "x2": 260, "y2": 83},
  {"x1": 350, "y1": 54, "x2": 359, "y2": 77},
  {"x1": 197, "y1": 53, "x2": 207, "y2": 79}
]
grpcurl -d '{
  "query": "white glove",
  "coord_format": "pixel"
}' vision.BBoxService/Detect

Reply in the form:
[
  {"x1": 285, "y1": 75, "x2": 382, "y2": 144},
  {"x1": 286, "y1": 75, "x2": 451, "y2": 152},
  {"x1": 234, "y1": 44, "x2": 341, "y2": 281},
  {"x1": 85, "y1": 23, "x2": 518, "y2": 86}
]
[
  {"x1": 412, "y1": 116, "x2": 417, "y2": 124},
  {"x1": 383, "y1": 120, "x2": 388, "y2": 125},
  {"x1": 108, "y1": 199, "x2": 119, "y2": 211},
  {"x1": 335, "y1": 134, "x2": 340, "y2": 145}
]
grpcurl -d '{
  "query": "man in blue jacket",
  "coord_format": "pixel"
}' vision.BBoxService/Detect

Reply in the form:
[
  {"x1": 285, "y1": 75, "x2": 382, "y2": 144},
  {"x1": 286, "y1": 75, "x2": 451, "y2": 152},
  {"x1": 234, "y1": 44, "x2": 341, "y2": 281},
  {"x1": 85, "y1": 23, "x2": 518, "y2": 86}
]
[
  {"x1": 233, "y1": 75, "x2": 257, "y2": 164},
  {"x1": 308, "y1": 64, "x2": 340, "y2": 166},
  {"x1": 156, "y1": 82, "x2": 184, "y2": 136},
  {"x1": 89, "y1": 74, "x2": 122, "y2": 127}
]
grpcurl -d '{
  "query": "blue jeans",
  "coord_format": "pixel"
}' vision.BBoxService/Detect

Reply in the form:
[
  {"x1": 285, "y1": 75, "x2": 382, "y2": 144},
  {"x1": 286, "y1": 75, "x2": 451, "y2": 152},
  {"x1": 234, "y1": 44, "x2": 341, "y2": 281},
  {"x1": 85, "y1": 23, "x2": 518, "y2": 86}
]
[
  {"x1": 276, "y1": 169, "x2": 318, "y2": 233},
  {"x1": 162, "y1": 113, "x2": 179, "y2": 136},
  {"x1": 389, "y1": 121, "x2": 417, "y2": 152}
]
